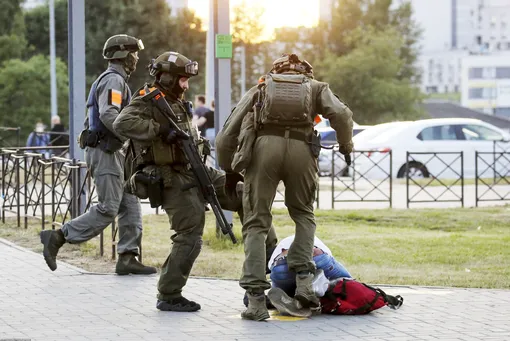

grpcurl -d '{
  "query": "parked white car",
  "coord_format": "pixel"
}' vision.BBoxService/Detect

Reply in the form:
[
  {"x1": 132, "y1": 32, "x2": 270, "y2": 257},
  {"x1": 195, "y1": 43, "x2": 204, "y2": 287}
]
[
  {"x1": 318, "y1": 121, "x2": 406, "y2": 177},
  {"x1": 353, "y1": 118, "x2": 510, "y2": 179}
]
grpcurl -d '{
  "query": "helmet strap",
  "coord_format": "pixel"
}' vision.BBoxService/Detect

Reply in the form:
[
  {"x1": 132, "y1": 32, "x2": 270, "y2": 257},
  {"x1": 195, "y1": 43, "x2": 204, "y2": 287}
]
[{"x1": 157, "y1": 73, "x2": 184, "y2": 99}]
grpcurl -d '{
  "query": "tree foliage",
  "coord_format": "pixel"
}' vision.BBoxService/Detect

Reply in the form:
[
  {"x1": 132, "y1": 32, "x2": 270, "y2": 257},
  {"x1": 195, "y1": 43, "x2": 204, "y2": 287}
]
[
  {"x1": 8, "y1": 0, "x2": 424, "y2": 134},
  {"x1": 0, "y1": 0, "x2": 27, "y2": 64},
  {"x1": 230, "y1": 1, "x2": 267, "y2": 102},
  {"x1": 318, "y1": 27, "x2": 423, "y2": 124},
  {"x1": 307, "y1": 0, "x2": 424, "y2": 123},
  {"x1": 23, "y1": 0, "x2": 206, "y2": 97},
  {"x1": 0, "y1": 55, "x2": 69, "y2": 140}
]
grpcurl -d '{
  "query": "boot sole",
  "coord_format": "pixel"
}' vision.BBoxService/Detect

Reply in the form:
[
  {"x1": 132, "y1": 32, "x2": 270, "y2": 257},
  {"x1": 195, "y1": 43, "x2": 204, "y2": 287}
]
[
  {"x1": 157, "y1": 302, "x2": 201, "y2": 312},
  {"x1": 40, "y1": 231, "x2": 57, "y2": 271},
  {"x1": 268, "y1": 288, "x2": 312, "y2": 318},
  {"x1": 115, "y1": 271, "x2": 157, "y2": 276},
  {"x1": 241, "y1": 311, "x2": 270, "y2": 321}
]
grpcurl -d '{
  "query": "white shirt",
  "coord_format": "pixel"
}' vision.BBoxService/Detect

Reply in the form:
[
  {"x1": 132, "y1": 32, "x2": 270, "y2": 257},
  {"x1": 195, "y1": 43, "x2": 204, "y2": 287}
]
[{"x1": 268, "y1": 235, "x2": 333, "y2": 270}]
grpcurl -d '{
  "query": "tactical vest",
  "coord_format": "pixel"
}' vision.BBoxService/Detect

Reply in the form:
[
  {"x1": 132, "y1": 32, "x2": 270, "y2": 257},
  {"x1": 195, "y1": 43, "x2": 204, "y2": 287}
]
[
  {"x1": 86, "y1": 69, "x2": 131, "y2": 138},
  {"x1": 258, "y1": 73, "x2": 313, "y2": 127},
  {"x1": 143, "y1": 93, "x2": 201, "y2": 166}
]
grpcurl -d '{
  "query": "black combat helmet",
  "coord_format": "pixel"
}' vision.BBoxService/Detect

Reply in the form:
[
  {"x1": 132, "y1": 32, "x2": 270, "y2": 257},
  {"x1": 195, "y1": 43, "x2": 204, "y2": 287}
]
[
  {"x1": 102, "y1": 34, "x2": 144, "y2": 60},
  {"x1": 148, "y1": 51, "x2": 199, "y2": 78},
  {"x1": 148, "y1": 51, "x2": 198, "y2": 97}
]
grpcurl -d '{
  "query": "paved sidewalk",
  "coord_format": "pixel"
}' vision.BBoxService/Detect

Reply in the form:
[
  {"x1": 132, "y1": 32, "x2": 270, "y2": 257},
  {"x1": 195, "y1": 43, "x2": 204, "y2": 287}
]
[{"x1": 1, "y1": 239, "x2": 509, "y2": 341}]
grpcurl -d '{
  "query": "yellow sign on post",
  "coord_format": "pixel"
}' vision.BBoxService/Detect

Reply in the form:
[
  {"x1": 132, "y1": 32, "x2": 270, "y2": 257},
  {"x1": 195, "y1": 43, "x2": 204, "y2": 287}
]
[{"x1": 215, "y1": 34, "x2": 233, "y2": 59}]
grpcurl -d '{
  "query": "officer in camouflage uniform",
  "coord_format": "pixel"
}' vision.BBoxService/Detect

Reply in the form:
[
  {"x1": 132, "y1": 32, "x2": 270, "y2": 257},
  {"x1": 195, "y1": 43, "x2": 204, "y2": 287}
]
[
  {"x1": 216, "y1": 53, "x2": 354, "y2": 321},
  {"x1": 40, "y1": 34, "x2": 156, "y2": 276},
  {"x1": 113, "y1": 51, "x2": 278, "y2": 312}
]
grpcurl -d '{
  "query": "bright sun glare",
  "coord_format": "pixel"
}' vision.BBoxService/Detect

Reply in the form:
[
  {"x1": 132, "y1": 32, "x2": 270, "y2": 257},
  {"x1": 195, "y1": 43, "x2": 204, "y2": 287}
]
[{"x1": 187, "y1": 0, "x2": 320, "y2": 40}]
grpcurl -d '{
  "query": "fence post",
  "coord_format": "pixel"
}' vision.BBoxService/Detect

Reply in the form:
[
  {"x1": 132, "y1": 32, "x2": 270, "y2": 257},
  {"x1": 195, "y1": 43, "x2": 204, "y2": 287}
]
[
  {"x1": 16, "y1": 154, "x2": 21, "y2": 227},
  {"x1": 475, "y1": 151, "x2": 479, "y2": 208},
  {"x1": 460, "y1": 151, "x2": 464, "y2": 208},
  {"x1": 51, "y1": 160, "x2": 56, "y2": 228},
  {"x1": 41, "y1": 160, "x2": 46, "y2": 231},
  {"x1": 1, "y1": 153, "x2": 5, "y2": 223},
  {"x1": 111, "y1": 220, "x2": 116, "y2": 260},
  {"x1": 331, "y1": 151, "x2": 335, "y2": 209},
  {"x1": 389, "y1": 151, "x2": 393, "y2": 208},
  {"x1": 24, "y1": 155, "x2": 29, "y2": 229},
  {"x1": 493, "y1": 140, "x2": 496, "y2": 183},
  {"x1": 406, "y1": 152, "x2": 410, "y2": 209}
]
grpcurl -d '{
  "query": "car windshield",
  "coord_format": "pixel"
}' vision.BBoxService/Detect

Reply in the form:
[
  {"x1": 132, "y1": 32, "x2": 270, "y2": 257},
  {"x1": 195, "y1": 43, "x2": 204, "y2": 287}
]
[{"x1": 353, "y1": 122, "x2": 407, "y2": 143}]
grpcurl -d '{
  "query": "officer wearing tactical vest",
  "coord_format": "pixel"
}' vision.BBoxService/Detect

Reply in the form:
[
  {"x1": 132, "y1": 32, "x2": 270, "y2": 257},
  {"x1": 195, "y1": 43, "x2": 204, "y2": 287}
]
[
  {"x1": 216, "y1": 53, "x2": 354, "y2": 321},
  {"x1": 39, "y1": 34, "x2": 156, "y2": 276},
  {"x1": 112, "y1": 51, "x2": 278, "y2": 312}
]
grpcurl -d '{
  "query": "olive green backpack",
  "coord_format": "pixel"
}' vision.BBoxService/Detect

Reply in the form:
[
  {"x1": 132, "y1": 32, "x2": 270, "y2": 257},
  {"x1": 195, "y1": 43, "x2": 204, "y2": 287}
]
[{"x1": 258, "y1": 73, "x2": 313, "y2": 127}]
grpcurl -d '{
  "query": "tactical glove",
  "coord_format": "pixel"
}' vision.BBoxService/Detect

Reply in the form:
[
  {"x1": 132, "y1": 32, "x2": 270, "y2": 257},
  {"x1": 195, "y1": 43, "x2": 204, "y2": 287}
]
[
  {"x1": 159, "y1": 127, "x2": 188, "y2": 144},
  {"x1": 339, "y1": 143, "x2": 353, "y2": 166},
  {"x1": 225, "y1": 172, "x2": 244, "y2": 194}
]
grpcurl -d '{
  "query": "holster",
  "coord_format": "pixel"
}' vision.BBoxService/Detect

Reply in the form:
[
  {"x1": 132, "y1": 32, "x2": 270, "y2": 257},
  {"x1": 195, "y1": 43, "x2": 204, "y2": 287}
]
[
  {"x1": 308, "y1": 130, "x2": 322, "y2": 158},
  {"x1": 98, "y1": 135, "x2": 124, "y2": 154},
  {"x1": 78, "y1": 130, "x2": 99, "y2": 149},
  {"x1": 132, "y1": 171, "x2": 164, "y2": 208}
]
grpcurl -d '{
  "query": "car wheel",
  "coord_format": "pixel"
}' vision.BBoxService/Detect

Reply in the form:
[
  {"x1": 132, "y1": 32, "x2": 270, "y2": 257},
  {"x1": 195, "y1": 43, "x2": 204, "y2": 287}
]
[{"x1": 397, "y1": 162, "x2": 430, "y2": 179}]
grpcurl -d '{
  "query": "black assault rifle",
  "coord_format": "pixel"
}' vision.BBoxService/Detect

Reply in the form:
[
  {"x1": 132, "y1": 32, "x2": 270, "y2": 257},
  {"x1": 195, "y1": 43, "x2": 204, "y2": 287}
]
[{"x1": 143, "y1": 88, "x2": 237, "y2": 244}]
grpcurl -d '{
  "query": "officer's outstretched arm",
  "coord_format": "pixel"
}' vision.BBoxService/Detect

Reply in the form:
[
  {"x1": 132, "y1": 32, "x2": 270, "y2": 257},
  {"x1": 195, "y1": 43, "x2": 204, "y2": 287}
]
[
  {"x1": 216, "y1": 85, "x2": 258, "y2": 171},
  {"x1": 317, "y1": 84, "x2": 354, "y2": 153},
  {"x1": 113, "y1": 98, "x2": 160, "y2": 144}
]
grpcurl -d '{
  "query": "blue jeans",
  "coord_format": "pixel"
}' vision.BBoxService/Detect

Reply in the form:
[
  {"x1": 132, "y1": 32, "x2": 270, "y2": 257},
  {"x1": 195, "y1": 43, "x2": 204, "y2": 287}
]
[{"x1": 270, "y1": 254, "x2": 352, "y2": 296}]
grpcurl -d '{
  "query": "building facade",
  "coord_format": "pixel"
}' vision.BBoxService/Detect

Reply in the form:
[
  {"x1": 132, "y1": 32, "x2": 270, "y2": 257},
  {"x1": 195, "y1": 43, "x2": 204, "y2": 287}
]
[
  {"x1": 461, "y1": 53, "x2": 510, "y2": 117},
  {"x1": 413, "y1": 0, "x2": 510, "y2": 95}
]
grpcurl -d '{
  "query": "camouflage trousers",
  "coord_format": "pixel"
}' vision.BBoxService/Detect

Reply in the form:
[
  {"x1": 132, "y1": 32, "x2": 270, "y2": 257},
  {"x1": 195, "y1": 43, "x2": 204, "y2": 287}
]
[
  {"x1": 240, "y1": 135, "x2": 318, "y2": 294},
  {"x1": 157, "y1": 166, "x2": 277, "y2": 301}
]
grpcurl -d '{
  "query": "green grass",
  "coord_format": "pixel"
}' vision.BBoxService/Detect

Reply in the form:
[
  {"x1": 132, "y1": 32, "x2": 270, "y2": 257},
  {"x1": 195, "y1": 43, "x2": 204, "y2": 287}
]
[
  {"x1": 1, "y1": 206, "x2": 509, "y2": 288},
  {"x1": 427, "y1": 92, "x2": 461, "y2": 102}
]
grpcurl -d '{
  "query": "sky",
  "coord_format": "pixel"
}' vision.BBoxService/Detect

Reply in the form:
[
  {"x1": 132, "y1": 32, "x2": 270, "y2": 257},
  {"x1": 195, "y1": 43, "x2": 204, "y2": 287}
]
[{"x1": 187, "y1": 0, "x2": 320, "y2": 40}]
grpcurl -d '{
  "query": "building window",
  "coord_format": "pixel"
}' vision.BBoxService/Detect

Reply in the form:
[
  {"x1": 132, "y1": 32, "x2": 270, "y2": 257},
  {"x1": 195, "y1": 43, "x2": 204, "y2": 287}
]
[
  {"x1": 469, "y1": 67, "x2": 483, "y2": 79},
  {"x1": 426, "y1": 86, "x2": 438, "y2": 93},
  {"x1": 468, "y1": 87, "x2": 496, "y2": 99},
  {"x1": 469, "y1": 88, "x2": 483, "y2": 99},
  {"x1": 496, "y1": 67, "x2": 510, "y2": 79}
]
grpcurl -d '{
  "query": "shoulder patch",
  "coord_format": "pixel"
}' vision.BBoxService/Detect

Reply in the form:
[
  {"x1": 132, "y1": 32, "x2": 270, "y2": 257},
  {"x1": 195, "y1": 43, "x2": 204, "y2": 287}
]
[{"x1": 108, "y1": 89, "x2": 122, "y2": 108}]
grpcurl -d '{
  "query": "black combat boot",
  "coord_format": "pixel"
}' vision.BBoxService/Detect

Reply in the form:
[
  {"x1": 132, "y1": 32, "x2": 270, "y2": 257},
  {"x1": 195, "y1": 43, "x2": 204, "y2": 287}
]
[
  {"x1": 294, "y1": 271, "x2": 320, "y2": 308},
  {"x1": 115, "y1": 253, "x2": 157, "y2": 275},
  {"x1": 40, "y1": 229, "x2": 66, "y2": 271},
  {"x1": 156, "y1": 297, "x2": 201, "y2": 312}
]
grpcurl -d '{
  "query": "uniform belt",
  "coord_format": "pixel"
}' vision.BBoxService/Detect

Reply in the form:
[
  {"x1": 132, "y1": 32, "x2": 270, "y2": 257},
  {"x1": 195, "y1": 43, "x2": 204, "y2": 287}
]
[{"x1": 257, "y1": 127, "x2": 309, "y2": 141}]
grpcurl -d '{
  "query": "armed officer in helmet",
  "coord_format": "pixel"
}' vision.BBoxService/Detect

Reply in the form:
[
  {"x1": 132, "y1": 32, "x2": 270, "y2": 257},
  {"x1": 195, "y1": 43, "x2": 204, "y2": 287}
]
[
  {"x1": 216, "y1": 53, "x2": 354, "y2": 321},
  {"x1": 40, "y1": 34, "x2": 156, "y2": 276},
  {"x1": 113, "y1": 51, "x2": 278, "y2": 312}
]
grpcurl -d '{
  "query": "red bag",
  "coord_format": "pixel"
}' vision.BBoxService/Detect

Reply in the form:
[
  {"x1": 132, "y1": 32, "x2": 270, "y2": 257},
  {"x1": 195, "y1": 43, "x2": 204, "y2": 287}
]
[{"x1": 320, "y1": 279, "x2": 403, "y2": 315}]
